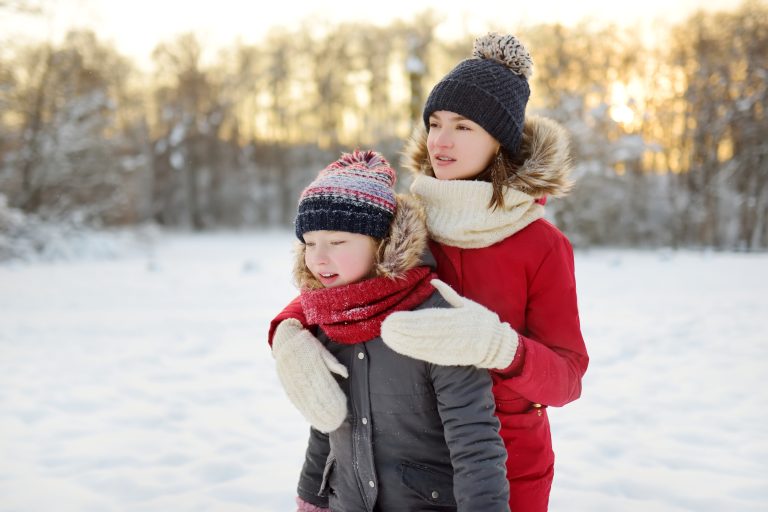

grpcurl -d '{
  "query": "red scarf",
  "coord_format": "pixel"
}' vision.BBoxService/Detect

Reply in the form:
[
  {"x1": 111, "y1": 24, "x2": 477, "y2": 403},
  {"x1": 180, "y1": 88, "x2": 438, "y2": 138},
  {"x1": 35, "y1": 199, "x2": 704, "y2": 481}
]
[{"x1": 300, "y1": 266, "x2": 436, "y2": 344}]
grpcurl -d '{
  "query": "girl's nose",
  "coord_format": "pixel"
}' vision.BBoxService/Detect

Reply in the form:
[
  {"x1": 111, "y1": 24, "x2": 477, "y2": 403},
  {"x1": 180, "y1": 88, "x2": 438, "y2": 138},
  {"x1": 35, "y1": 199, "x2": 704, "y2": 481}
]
[{"x1": 311, "y1": 246, "x2": 328, "y2": 264}]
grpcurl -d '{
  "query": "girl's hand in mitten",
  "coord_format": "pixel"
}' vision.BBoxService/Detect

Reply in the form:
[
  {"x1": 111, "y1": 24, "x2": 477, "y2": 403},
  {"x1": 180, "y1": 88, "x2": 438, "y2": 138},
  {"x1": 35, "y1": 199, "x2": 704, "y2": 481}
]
[
  {"x1": 381, "y1": 279, "x2": 519, "y2": 369},
  {"x1": 273, "y1": 319, "x2": 348, "y2": 432}
]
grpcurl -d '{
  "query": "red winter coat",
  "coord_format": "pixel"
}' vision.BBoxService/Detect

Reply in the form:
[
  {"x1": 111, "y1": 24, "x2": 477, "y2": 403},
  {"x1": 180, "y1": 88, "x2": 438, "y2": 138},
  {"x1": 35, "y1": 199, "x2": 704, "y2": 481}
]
[{"x1": 428, "y1": 217, "x2": 587, "y2": 511}]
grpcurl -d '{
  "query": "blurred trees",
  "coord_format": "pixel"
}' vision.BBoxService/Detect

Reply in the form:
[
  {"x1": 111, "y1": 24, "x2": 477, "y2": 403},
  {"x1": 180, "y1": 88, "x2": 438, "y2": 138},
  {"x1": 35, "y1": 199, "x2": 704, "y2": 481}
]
[
  {"x1": 0, "y1": 1, "x2": 765, "y2": 249},
  {"x1": 532, "y1": 1, "x2": 767, "y2": 250},
  {"x1": 150, "y1": 33, "x2": 225, "y2": 229},
  {"x1": 669, "y1": 1, "x2": 768, "y2": 249},
  {"x1": 3, "y1": 30, "x2": 131, "y2": 224}
]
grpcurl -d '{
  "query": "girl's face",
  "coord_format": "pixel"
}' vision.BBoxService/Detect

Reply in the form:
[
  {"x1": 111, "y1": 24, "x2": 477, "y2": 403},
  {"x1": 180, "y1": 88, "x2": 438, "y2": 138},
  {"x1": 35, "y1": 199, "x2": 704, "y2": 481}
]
[
  {"x1": 303, "y1": 230, "x2": 378, "y2": 288},
  {"x1": 427, "y1": 110, "x2": 500, "y2": 180}
]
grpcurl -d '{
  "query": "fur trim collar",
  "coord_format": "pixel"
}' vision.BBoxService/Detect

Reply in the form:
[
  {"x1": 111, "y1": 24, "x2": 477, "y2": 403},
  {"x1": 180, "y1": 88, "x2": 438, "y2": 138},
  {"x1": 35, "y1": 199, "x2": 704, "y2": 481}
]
[
  {"x1": 293, "y1": 194, "x2": 429, "y2": 289},
  {"x1": 402, "y1": 115, "x2": 573, "y2": 198}
]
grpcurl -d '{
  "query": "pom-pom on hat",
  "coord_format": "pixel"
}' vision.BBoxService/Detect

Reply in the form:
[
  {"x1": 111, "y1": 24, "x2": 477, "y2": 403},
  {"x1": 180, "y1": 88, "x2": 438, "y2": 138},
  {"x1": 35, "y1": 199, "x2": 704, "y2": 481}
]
[
  {"x1": 423, "y1": 33, "x2": 533, "y2": 155},
  {"x1": 295, "y1": 149, "x2": 397, "y2": 242}
]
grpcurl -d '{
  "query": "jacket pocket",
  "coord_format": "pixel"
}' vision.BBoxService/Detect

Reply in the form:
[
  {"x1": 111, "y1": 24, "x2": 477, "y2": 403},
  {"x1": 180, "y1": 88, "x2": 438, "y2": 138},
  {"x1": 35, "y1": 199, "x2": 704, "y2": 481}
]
[
  {"x1": 319, "y1": 455, "x2": 336, "y2": 497},
  {"x1": 495, "y1": 395, "x2": 534, "y2": 415},
  {"x1": 399, "y1": 461, "x2": 456, "y2": 507}
]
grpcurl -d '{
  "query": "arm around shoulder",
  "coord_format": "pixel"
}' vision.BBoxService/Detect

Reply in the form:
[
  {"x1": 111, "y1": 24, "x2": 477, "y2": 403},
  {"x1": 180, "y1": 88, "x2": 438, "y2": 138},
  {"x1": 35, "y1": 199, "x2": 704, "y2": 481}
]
[{"x1": 381, "y1": 279, "x2": 519, "y2": 369}]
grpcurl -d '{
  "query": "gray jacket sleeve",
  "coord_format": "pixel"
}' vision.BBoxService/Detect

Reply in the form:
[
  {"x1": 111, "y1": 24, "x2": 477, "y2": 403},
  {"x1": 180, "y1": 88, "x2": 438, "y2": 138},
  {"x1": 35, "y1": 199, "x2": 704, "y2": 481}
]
[
  {"x1": 430, "y1": 364, "x2": 510, "y2": 511},
  {"x1": 297, "y1": 427, "x2": 330, "y2": 508}
]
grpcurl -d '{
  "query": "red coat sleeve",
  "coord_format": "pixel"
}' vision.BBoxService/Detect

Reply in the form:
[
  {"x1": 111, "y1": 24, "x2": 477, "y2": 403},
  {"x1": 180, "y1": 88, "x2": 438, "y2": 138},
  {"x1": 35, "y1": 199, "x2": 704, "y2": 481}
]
[
  {"x1": 494, "y1": 234, "x2": 588, "y2": 407},
  {"x1": 267, "y1": 295, "x2": 307, "y2": 347}
]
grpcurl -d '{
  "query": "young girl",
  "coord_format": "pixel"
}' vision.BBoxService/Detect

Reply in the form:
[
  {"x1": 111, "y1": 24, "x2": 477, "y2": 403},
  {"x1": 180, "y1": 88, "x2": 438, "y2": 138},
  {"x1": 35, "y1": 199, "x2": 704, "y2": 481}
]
[
  {"x1": 270, "y1": 34, "x2": 589, "y2": 511},
  {"x1": 272, "y1": 149, "x2": 509, "y2": 512}
]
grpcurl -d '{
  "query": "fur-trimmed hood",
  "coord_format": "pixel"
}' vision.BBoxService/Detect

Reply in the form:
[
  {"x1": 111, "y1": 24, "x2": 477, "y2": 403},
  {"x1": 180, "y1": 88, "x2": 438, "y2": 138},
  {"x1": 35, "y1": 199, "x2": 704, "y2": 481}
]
[
  {"x1": 293, "y1": 194, "x2": 429, "y2": 290},
  {"x1": 402, "y1": 115, "x2": 574, "y2": 198}
]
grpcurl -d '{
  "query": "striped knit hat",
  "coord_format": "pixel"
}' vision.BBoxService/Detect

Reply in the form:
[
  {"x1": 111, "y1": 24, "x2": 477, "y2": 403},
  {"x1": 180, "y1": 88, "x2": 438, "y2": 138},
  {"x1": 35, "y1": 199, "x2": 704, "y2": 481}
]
[{"x1": 295, "y1": 150, "x2": 397, "y2": 242}]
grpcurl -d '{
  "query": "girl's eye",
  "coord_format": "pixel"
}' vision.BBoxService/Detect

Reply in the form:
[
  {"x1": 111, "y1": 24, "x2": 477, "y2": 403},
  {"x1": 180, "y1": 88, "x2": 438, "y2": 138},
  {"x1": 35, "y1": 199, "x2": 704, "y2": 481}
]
[
  {"x1": 428, "y1": 121, "x2": 439, "y2": 128},
  {"x1": 330, "y1": 240, "x2": 345, "y2": 246},
  {"x1": 305, "y1": 242, "x2": 315, "y2": 247},
  {"x1": 456, "y1": 124, "x2": 470, "y2": 131}
]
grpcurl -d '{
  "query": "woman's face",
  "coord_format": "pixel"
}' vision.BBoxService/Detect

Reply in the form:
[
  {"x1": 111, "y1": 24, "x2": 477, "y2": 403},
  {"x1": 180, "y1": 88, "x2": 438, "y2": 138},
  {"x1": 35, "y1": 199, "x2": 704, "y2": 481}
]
[
  {"x1": 427, "y1": 110, "x2": 500, "y2": 180},
  {"x1": 303, "y1": 230, "x2": 377, "y2": 288}
]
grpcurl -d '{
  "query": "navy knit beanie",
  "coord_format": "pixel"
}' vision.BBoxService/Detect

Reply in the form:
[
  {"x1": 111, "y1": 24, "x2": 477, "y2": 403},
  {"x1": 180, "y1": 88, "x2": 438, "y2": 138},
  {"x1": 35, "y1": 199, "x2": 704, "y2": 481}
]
[
  {"x1": 423, "y1": 33, "x2": 533, "y2": 155},
  {"x1": 295, "y1": 150, "x2": 397, "y2": 242}
]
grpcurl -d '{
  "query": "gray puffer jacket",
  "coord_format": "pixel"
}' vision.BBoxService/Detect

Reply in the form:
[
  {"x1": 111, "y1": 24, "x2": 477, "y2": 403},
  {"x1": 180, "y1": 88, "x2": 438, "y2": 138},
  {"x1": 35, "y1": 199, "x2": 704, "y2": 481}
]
[{"x1": 294, "y1": 196, "x2": 509, "y2": 512}]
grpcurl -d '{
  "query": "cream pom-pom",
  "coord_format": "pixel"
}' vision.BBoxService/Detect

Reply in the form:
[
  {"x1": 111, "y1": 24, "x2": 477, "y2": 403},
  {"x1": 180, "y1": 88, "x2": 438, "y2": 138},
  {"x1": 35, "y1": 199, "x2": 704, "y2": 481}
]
[{"x1": 472, "y1": 33, "x2": 533, "y2": 79}]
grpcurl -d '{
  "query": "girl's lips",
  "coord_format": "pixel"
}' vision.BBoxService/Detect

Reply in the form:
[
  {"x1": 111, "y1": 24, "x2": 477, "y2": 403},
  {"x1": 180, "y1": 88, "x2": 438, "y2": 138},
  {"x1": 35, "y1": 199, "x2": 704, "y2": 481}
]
[
  {"x1": 317, "y1": 273, "x2": 339, "y2": 286},
  {"x1": 432, "y1": 156, "x2": 455, "y2": 167}
]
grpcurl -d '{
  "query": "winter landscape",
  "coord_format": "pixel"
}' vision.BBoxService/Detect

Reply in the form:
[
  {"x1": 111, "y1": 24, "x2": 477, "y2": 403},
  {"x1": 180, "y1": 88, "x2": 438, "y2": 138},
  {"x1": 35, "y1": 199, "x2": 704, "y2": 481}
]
[
  {"x1": 1, "y1": 229, "x2": 766, "y2": 512},
  {"x1": 1, "y1": 0, "x2": 765, "y2": 509}
]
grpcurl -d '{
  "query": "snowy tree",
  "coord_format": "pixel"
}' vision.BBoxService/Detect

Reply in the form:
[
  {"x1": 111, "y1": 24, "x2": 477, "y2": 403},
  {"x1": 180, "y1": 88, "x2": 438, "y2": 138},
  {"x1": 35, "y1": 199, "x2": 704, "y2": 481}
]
[
  {"x1": 2, "y1": 31, "x2": 134, "y2": 225},
  {"x1": 150, "y1": 33, "x2": 234, "y2": 229},
  {"x1": 670, "y1": 1, "x2": 768, "y2": 249},
  {"x1": 1, "y1": 6, "x2": 763, "y2": 249}
]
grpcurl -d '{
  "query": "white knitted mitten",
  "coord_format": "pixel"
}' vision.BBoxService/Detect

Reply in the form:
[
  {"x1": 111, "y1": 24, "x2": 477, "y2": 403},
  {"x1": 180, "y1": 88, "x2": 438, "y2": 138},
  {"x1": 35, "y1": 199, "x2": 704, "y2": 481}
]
[
  {"x1": 381, "y1": 279, "x2": 519, "y2": 369},
  {"x1": 272, "y1": 319, "x2": 348, "y2": 433}
]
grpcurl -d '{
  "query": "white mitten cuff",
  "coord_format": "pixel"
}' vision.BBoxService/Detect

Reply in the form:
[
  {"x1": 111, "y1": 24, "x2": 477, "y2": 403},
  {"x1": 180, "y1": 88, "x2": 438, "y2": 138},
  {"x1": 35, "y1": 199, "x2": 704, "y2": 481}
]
[{"x1": 477, "y1": 320, "x2": 519, "y2": 369}]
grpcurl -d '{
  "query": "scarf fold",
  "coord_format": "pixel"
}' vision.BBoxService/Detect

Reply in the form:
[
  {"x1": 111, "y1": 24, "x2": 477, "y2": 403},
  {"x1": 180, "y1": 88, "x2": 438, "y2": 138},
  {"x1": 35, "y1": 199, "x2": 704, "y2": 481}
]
[
  {"x1": 301, "y1": 266, "x2": 436, "y2": 344},
  {"x1": 410, "y1": 174, "x2": 545, "y2": 249}
]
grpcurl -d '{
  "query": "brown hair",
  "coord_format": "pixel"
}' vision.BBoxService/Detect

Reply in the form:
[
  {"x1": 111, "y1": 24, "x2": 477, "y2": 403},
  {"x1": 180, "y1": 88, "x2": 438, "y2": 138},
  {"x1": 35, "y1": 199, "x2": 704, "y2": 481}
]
[{"x1": 471, "y1": 147, "x2": 527, "y2": 211}]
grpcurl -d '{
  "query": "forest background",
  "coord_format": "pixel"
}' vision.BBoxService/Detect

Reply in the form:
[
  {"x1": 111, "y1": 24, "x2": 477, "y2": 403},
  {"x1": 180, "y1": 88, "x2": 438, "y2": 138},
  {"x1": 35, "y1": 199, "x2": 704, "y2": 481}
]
[{"x1": 1, "y1": 0, "x2": 766, "y2": 258}]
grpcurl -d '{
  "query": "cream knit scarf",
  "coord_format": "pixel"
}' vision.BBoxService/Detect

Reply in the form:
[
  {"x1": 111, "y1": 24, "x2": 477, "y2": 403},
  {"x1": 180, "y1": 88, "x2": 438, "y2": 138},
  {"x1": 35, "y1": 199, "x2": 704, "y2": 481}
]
[{"x1": 410, "y1": 174, "x2": 545, "y2": 249}]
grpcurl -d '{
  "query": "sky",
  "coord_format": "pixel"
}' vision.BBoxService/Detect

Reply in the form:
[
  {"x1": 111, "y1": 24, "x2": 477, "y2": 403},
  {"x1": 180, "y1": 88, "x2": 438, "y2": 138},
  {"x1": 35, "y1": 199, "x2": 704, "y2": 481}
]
[
  {"x1": 2, "y1": 0, "x2": 745, "y2": 68},
  {"x1": 1, "y1": 229, "x2": 766, "y2": 511}
]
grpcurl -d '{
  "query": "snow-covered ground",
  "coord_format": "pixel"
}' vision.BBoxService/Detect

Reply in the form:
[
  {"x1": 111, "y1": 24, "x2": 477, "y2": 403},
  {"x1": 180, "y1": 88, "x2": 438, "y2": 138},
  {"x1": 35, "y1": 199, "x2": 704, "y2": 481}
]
[{"x1": 1, "y1": 230, "x2": 766, "y2": 512}]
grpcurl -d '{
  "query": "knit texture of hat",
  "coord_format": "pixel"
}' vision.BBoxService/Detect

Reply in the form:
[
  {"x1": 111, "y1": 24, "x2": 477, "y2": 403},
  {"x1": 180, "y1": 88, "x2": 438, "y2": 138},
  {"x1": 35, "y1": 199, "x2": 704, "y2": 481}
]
[
  {"x1": 423, "y1": 33, "x2": 533, "y2": 155},
  {"x1": 295, "y1": 149, "x2": 397, "y2": 242}
]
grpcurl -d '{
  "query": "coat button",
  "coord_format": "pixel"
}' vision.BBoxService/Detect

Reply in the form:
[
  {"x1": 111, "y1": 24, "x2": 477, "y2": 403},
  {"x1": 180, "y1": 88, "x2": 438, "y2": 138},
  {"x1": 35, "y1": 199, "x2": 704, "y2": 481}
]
[
  {"x1": 361, "y1": 417, "x2": 368, "y2": 425},
  {"x1": 357, "y1": 352, "x2": 365, "y2": 359},
  {"x1": 431, "y1": 490, "x2": 439, "y2": 499},
  {"x1": 368, "y1": 480, "x2": 375, "y2": 488}
]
